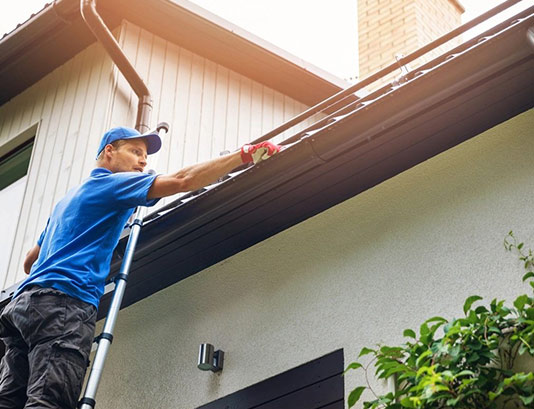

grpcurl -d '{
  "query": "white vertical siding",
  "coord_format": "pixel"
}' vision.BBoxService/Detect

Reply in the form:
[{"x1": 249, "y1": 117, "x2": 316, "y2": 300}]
[
  {"x1": 1, "y1": 41, "x2": 116, "y2": 289},
  {"x1": 0, "y1": 19, "x2": 324, "y2": 291},
  {"x1": 107, "y1": 20, "x2": 323, "y2": 208},
  {"x1": 212, "y1": 65, "x2": 230, "y2": 157},
  {"x1": 116, "y1": 21, "x2": 322, "y2": 162}
]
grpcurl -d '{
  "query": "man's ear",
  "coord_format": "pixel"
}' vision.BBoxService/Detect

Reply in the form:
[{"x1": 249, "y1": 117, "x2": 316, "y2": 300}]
[{"x1": 104, "y1": 143, "x2": 115, "y2": 157}]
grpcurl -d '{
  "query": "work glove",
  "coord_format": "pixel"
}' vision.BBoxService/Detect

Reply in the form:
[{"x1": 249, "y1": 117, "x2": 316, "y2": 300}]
[{"x1": 240, "y1": 141, "x2": 282, "y2": 164}]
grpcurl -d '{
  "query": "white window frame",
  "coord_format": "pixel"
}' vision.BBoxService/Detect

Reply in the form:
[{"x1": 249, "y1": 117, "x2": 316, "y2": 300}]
[{"x1": 0, "y1": 124, "x2": 38, "y2": 278}]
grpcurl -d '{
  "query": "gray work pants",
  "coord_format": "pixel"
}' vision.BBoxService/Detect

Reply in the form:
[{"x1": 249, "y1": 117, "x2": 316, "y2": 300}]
[{"x1": 0, "y1": 286, "x2": 96, "y2": 409}]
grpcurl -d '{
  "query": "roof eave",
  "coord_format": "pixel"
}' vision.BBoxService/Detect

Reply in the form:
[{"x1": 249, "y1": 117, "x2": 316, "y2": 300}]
[
  {"x1": 0, "y1": 0, "x2": 118, "y2": 105},
  {"x1": 88, "y1": 11, "x2": 533, "y2": 318},
  {"x1": 0, "y1": 0, "x2": 347, "y2": 107}
]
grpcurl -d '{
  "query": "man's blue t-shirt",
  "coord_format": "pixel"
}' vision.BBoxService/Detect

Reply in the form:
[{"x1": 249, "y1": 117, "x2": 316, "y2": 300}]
[{"x1": 14, "y1": 168, "x2": 159, "y2": 308}]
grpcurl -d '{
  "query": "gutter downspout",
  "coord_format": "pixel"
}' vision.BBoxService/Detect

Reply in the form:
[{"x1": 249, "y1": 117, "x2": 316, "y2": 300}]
[{"x1": 80, "y1": 0, "x2": 152, "y2": 132}]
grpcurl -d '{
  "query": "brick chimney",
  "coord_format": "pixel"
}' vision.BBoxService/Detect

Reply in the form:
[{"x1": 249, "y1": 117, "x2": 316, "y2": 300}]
[{"x1": 358, "y1": 0, "x2": 464, "y2": 86}]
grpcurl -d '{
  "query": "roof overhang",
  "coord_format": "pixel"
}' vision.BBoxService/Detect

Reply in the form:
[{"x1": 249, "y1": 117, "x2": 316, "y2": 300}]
[
  {"x1": 0, "y1": 0, "x2": 346, "y2": 106},
  {"x1": 89, "y1": 9, "x2": 532, "y2": 319},
  {"x1": 1, "y1": 7, "x2": 532, "y2": 318}
]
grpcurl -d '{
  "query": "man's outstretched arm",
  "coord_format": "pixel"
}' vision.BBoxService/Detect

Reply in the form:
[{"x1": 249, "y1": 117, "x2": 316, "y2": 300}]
[
  {"x1": 24, "y1": 244, "x2": 40, "y2": 274},
  {"x1": 147, "y1": 141, "x2": 280, "y2": 199}
]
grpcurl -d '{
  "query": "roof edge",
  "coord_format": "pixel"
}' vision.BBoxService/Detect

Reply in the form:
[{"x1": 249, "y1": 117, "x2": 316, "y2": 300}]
[
  {"x1": 0, "y1": 0, "x2": 348, "y2": 106},
  {"x1": 158, "y1": 0, "x2": 349, "y2": 89}
]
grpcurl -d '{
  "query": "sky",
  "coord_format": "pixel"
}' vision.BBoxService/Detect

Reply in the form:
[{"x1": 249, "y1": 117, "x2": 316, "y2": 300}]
[{"x1": 1, "y1": 0, "x2": 532, "y2": 81}]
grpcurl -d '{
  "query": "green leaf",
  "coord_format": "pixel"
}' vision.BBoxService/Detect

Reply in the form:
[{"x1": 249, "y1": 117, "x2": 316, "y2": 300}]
[
  {"x1": 522, "y1": 272, "x2": 534, "y2": 282},
  {"x1": 416, "y1": 349, "x2": 432, "y2": 367},
  {"x1": 475, "y1": 305, "x2": 489, "y2": 314},
  {"x1": 449, "y1": 345, "x2": 461, "y2": 360},
  {"x1": 348, "y1": 386, "x2": 366, "y2": 408},
  {"x1": 403, "y1": 329, "x2": 416, "y2": 339},
  {"x1": 359, "y1": 347, "x2": 375, "y2": 357},
  {"x1": 424, "y1": 316, "x2": 447, "y2": 324},
  {"x1": 344, "y1": 362, "x2": 363, "y2": 375},
  {"x1": 514, "y1": 294, "x2": 529, "y2": 311},
  {"x1": 380, "y1": 346, "x2": 404, "y2": 358},
  {"x1": 400, "y1": 397, "x2": 416, "y2": 408},
  {"x1": 455, "y1": 370, "x2": 475, "y2": 378},
  {"x1": 520, "y1": 395, "x2": 534, "y2": 406},
  {"x1": 420, "y1": 322, "x2": 429, "y2": 334},
  {"x1": 466, "y1": 352, "x2": 480, "y2": 364},
  {"x1": 464, "y1": 295, "x2": 483, "y2": 314}
]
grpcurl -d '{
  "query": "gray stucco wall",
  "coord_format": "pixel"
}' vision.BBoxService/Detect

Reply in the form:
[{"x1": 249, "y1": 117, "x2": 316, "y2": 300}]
[{"x1": 94, "y1": 108, "x2": 533, "y2": 408}]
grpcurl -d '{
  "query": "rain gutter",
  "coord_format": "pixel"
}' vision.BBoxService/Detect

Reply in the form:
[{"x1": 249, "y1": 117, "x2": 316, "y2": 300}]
[
  {"x1": 80, "y1": 0, "x2": 152, "y2": 132},
  {"x1": 94, "y1": 7, "x2": 534, "y2": 317}
]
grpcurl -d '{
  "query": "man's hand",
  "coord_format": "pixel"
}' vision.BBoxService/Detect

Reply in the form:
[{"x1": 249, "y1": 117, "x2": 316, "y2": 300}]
[{"x1": 241, "y1": 141, "x2": 281, "y2": 164}]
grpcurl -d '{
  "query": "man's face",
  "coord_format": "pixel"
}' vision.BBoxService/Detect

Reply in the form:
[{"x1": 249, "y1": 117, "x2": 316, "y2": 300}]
[{"x1": 107, "y1": 138, "x2": 148, "y2": 173}]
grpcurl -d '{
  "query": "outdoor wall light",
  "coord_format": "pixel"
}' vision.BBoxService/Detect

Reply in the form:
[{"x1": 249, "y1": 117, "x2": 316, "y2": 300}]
[{"x1": 198, "y1": 343, "x2": 224, "y2": 372}]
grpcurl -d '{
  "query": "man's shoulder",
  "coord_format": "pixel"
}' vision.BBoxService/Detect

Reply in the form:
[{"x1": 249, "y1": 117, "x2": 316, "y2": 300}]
[{"x1": 85, "y1": 168, "x2": 157, "y2": 206}]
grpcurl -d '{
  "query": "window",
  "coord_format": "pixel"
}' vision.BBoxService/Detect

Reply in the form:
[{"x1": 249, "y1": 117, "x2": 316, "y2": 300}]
[{"x1": 0, "y1": 129, "x2": 35, "y2": 276}]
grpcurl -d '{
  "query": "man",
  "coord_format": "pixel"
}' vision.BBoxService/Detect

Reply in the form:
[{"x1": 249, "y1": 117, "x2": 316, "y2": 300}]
[{"x1": 0, "y1": 126, "x2": 281, "y2": 409}]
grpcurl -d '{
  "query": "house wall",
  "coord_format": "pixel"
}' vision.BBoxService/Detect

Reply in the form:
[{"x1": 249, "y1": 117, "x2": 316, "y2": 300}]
[
  {"x1": 0, "y1": 20, "x2": 318, "y2": 291},
  {"x1": 0, "y1": 41, "x2": 116, "y2": 290},
  {"x1": 92, "y1": 109, "x2": 534, "y2": 408}
]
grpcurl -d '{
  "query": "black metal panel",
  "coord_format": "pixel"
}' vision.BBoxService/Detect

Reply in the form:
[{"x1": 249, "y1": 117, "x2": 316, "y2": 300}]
[
  {"x1": 198, "y1": 349, "x2": 344, "y2": 409},
  {"x1": 317, "y1": 402, "x2": 344, "y2": 409},
  {"x1": 254, "y1": 376, "x2": 343, "y2": 409}
]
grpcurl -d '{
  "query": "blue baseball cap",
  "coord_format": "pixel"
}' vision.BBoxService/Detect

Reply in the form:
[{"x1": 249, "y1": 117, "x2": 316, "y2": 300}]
[{"x1": 96, "y1": 126, "x2": 162, "y2": 159}]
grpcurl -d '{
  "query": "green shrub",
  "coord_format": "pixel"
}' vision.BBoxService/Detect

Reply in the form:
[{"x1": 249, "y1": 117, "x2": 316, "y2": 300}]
[{"x1": 346, "y1": 232, "x2": 534, "y2": 409}]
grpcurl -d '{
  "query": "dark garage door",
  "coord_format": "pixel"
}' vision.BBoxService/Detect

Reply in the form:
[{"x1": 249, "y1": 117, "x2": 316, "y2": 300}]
[{"x1": 198, "y1": 349, "x2": 344, "y2": 409}]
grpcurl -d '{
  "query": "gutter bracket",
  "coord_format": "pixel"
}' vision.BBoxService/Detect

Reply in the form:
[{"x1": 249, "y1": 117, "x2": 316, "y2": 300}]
[
  {"x1": 299, "y1": 135, "x2": 327, "y2": 165},
  {"x1": 527, "y1": 26, "x2": 534, "y2": 52},
  {"x1": 392, "y1": 53, "x2": 410, "y2": 87}
]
